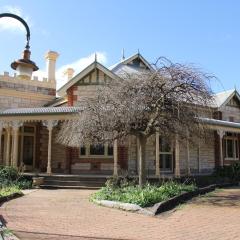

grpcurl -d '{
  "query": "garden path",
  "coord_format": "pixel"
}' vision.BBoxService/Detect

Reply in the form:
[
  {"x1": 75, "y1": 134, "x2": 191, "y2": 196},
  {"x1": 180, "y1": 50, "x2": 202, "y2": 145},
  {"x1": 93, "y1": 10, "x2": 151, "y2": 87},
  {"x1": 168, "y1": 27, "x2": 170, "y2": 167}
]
[{"x1": 1, "y1": 187, "x2": 240, "y2": 240}]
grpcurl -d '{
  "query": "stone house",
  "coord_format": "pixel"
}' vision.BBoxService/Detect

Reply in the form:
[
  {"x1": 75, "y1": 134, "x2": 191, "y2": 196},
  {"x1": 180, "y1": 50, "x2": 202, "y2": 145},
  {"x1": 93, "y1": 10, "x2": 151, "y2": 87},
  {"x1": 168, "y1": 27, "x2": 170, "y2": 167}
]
[{"x1": 0, "y1": 50, "x2": 240, "y2": 178}]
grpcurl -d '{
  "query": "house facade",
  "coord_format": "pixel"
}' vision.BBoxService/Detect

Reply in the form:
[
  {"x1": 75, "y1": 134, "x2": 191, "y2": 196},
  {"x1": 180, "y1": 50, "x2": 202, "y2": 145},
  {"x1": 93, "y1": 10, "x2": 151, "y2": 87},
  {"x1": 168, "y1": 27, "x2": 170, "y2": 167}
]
[{"x1": 0, "y1": 50, "x2": 240, "y2": 177}]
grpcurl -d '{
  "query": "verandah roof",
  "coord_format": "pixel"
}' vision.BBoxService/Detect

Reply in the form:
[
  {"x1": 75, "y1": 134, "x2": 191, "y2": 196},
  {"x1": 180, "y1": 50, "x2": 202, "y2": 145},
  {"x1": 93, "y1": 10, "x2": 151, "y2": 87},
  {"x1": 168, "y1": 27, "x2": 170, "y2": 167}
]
[{"x1": 0, "y1": 107, "x2": 82, "y2": 116}]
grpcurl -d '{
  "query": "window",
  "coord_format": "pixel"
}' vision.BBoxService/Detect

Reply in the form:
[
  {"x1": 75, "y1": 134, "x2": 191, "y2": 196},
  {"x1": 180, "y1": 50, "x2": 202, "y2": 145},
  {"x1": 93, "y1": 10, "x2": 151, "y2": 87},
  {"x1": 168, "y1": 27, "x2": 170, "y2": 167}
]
[
  {"x1": 79, "y1": 144, "x2": 113, "y2": 157},
  {"x1": 159, "y1": 138, "x2": 173, "y2": 171},
  {"x1": 229, "y1": 116, "x2": 234, "y2": 122},
  {"x1": 224, "y1": 133, "x2": 239, "y2": 160},
  {"x1": 107, "y1": 145, "x2": 113, "y2": 156},
  {"x1": 90, "y1": 144, "x2": 104, "y2": 155},
  {"x1": 80, "y1": 146, "x2": 86, "y2": 155}
]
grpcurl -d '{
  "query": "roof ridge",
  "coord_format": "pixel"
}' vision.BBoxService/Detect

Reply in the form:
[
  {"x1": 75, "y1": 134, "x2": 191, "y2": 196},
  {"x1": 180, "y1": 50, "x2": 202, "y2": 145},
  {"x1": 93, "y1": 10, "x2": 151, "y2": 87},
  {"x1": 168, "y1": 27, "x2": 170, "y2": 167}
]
[{"x1": 213, "y1": 89, "x2": 235, "y2": 96}]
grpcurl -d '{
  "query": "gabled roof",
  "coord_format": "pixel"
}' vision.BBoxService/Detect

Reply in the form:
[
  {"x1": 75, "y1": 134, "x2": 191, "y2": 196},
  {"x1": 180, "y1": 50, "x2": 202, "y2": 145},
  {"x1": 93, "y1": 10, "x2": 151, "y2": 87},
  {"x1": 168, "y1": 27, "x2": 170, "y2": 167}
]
[
  {"x1": 57, "y1": 61, "x2": 120, "y2": 96},
  {"x1": 111, "y1": 64, "x2": 147, "y2": 76},
  {"x1": 212, "y1": 89, "x2": 240, "y2": 108},
  {"x1": 109, "y1": 53, "x2": 153, "y2": 72}
]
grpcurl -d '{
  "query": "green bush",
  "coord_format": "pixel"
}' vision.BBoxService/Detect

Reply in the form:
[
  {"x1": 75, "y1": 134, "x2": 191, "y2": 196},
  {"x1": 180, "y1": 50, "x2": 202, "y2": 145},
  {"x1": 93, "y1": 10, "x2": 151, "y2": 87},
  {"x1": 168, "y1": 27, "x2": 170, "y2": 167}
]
[
  {"x1": 92, "y1": 180, "x2": 196, "y2": 208},
  {"x1": 214, "y1": 162, "x2": 240, "y2": 182},
  {"x1": 0, "y1": 166, "x2": 19, "y2": 182},
  {"x1": 0, "y1": 166, "x2": 32, "y2": 190}
]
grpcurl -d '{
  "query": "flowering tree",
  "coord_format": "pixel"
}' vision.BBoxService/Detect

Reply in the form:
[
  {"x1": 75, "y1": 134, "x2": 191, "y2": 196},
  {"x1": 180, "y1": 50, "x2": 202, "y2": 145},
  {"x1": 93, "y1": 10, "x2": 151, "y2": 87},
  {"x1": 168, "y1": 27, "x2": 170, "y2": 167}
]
[{"x1": 57, "y1": 58, "x2": 214, "y2": 186}]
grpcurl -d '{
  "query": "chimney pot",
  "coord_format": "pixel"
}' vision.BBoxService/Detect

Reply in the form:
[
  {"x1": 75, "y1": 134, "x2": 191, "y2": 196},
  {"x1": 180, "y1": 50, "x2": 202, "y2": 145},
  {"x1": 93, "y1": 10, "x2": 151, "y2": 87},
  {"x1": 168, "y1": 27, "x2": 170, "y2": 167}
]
[
  {"x1": 63, "y1": 68, "x2": 75, "y2": 81},
  {"x1": 45, "y1": 50, "x2": 59, "y2": 84}
]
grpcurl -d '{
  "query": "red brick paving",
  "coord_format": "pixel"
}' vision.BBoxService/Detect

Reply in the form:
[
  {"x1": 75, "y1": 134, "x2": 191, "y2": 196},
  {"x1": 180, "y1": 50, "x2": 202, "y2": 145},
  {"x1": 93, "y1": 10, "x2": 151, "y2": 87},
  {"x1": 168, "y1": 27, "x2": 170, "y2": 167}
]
[{"x1": 1, "y1": 187, "x2": 240, "y2": 240}]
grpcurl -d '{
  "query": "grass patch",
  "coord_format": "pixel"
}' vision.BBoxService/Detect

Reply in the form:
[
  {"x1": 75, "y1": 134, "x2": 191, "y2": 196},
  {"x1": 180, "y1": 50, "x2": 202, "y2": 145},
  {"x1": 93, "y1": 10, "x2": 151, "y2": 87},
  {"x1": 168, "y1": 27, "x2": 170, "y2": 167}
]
[
  {"x1": 0, "y1": 185, "x2": 21, "y2": 197},
  {"x1": 92, "y1": 178, "x2": 197, "y2": 208}
]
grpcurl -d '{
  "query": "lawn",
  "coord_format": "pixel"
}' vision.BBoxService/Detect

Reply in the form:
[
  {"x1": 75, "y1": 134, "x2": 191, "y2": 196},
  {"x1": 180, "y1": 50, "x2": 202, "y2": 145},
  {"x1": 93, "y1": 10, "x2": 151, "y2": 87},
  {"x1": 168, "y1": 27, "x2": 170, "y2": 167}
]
[{"x1": 92, "y1": 178, "x2": 197, "y2": 208}]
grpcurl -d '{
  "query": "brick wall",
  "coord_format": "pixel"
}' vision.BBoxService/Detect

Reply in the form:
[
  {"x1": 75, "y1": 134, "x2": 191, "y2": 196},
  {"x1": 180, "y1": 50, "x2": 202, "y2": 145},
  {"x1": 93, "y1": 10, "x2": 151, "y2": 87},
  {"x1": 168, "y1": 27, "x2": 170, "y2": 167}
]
[{"x1": 39, "y1": 125, "x2": 67, "y2": 173}]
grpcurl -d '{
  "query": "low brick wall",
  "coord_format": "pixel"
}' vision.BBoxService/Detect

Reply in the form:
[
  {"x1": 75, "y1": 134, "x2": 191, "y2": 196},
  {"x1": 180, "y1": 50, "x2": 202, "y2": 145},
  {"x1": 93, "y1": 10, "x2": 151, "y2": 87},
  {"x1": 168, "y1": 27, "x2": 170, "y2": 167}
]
[{"x1": 0, "y1": 192, "x2": 23, "y2": 205}]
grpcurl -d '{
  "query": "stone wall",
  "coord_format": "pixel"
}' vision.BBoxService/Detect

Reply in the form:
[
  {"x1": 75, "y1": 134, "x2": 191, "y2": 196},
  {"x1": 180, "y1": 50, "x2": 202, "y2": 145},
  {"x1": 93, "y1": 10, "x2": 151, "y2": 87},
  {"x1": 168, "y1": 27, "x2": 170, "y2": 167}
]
[
  {"x1": 128, "y1": 135, "x2": 157, "y2": 175},
  {"x1": 128, "y1": 132, "x2": 215, "y2": 176},
  {"x1": 0, "y1": 72, "x2": 56, "y2": 110},
  {"x1": 0, "y1": 95, "x2": 51, "y2": 110},
  {"x1": 179, "y1": 133, "x2": 215, "y2": 174}
]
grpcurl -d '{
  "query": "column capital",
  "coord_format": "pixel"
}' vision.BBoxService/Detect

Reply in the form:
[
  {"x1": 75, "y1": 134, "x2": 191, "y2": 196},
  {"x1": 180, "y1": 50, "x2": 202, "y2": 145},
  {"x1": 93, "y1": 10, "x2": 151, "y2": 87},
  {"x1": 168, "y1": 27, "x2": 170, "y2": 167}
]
[
  {"x1": 217, "y1": 129, "x2": 225, "y2": 139},
  {"x1": 43, "y1": 120, "x2": 58, "y2": 131},
  {"x1": 0, "y1": 121, "x2": 3, "y2": 131},
  {"x1": 0, "y1": 120, "x2": 10, "y2": 130},
  {"x1": 11, "y1": 120, "x2": 23, "y2": 131}
]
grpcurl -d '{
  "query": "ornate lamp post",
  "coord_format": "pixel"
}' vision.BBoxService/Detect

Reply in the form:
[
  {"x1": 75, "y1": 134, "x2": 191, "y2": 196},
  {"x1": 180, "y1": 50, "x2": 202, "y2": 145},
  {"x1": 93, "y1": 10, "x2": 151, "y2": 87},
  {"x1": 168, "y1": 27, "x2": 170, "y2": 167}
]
[{"x1": 0, "y1": 13, "x2": 38, "y2": 79}]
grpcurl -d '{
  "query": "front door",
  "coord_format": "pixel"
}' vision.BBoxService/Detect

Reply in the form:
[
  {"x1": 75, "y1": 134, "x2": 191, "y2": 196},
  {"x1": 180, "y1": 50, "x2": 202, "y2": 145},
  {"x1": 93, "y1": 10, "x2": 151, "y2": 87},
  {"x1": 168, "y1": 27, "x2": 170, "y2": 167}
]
[{"x1": 22, "y1": 135, "x2": 34, "y2": 168}]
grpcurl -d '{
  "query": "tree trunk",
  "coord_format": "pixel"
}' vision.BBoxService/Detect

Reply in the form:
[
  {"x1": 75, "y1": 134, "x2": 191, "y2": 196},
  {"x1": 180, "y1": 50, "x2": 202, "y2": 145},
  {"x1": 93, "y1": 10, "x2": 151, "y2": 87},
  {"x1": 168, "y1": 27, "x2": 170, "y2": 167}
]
[{"x1": 137, "y1": 135, "x2": 147, "y2": 187}]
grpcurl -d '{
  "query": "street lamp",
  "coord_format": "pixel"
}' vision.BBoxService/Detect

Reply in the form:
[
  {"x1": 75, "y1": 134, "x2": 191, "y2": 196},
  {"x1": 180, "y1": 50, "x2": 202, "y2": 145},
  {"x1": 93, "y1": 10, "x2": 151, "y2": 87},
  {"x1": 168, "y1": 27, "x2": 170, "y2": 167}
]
[{"x1": 0, "y1": 13, "x2": 38, "y2": 79}]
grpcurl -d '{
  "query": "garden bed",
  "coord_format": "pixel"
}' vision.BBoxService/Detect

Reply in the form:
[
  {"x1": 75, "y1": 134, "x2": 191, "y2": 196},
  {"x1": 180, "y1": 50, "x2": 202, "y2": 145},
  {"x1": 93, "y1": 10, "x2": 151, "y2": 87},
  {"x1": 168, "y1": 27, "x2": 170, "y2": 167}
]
[
  {"x1": 91, "y1": 177, "x2": 237, "y2": 216},
  {"x1": 92, "y1": 181, "x2": 197, "y2": 208}
]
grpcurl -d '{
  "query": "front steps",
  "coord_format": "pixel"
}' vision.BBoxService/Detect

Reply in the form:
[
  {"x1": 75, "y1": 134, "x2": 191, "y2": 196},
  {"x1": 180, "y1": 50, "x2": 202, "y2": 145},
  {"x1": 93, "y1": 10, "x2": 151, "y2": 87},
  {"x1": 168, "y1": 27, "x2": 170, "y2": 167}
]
[{"x1": 39, "y1": 175, "x2": 109, "y2": 189}]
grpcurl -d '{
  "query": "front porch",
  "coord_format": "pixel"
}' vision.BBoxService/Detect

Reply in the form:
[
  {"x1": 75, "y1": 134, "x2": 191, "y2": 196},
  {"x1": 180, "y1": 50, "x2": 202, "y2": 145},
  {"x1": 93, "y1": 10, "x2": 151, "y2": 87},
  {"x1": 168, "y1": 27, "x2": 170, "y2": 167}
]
[{"x1": 0, "y1": 108, "x2": 240, "y2": 178}]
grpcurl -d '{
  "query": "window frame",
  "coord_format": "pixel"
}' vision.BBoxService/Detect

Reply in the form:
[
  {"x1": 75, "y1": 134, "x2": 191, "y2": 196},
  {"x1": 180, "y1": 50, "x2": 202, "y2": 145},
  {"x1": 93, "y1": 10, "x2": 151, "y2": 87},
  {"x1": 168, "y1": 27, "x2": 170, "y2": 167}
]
[
  {"x1": 159, "y1": 137, "x2": 173, "y2": 172},
  {"x1": 79, "y1": 143, "x2": 113, "y2": 158},
  {"x1": 224, "y1": 133, "x2": 239, "y2": 160}
]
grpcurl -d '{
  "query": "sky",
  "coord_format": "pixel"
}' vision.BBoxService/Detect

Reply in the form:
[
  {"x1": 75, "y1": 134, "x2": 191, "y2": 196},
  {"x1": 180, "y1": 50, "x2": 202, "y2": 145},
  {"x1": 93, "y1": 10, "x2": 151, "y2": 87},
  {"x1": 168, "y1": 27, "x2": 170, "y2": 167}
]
[{"x1": 0, "y1": 0, "x2": 239, "y2": 91}]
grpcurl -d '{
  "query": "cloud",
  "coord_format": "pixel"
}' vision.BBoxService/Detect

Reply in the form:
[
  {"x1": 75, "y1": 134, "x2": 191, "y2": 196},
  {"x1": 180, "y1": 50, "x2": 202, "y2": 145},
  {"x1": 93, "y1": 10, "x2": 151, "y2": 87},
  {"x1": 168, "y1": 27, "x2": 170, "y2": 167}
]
[
  {"x1": 0, "y1": 6, "x2": 31, "y2": 33},
  {"x1": 33, "y1": 52, "x2": 108, "y2": 90}
]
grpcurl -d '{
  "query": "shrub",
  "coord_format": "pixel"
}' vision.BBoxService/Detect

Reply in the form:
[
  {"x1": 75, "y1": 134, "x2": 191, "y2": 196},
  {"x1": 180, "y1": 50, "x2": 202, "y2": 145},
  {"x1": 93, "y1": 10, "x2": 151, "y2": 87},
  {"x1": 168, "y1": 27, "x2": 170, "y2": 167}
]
[
  {"x1": 105, "y1": 175, "x2": 137, "y2": 189},
  {"x1": 214, "y1": 162, "x2": 240, "y2": 182},
  {"x1": 0, "y1": 166, "x2": 19, "y2": 182},
  {"x1": 92, "y1": 180, "x2": 196, "y2": 207},
  {"x1": 0, "y1": 166, "x2": 32, "y2": 190}
]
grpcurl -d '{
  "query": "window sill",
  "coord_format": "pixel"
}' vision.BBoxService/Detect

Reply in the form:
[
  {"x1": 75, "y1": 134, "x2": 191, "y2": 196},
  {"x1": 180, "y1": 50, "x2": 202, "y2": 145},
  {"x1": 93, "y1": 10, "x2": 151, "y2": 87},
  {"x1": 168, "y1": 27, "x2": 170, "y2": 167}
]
[
  {"x1": 79, "y1": 156, "x2": 113, "y2": 159},
  {"x1": 224, "y1": 158, "x2": 239, "y2": 161}
]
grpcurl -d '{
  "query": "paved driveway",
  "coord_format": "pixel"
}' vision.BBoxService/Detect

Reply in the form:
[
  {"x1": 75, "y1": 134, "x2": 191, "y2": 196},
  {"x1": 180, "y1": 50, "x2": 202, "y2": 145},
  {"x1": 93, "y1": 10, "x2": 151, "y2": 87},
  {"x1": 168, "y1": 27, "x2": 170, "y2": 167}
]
[{"x1": 1, "y1": 187, "x2": 240, "y2": 240}]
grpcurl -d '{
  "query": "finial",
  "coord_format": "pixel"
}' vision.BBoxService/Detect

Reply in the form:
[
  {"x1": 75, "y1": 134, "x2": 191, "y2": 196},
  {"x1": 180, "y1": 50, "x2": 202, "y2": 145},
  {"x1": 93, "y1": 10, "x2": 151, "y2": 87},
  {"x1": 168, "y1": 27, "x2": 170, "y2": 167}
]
[
  {"x1": 121, "y1": 48, "x2": 125, "y2": 61},
  {"x1": 234, "y1": 84, "x2": 237, "y2": 91},
  {"x1": 138, "y1": 49, "x2": 140, "y2": 55},
  {"x1": 94, "y1": 52, "x2": 97, "y2": 62}
]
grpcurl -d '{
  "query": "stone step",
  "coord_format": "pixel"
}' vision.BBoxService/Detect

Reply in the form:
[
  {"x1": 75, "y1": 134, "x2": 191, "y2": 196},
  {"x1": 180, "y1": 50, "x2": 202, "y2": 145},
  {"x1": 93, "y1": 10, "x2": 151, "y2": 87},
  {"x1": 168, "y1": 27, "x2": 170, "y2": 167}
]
[
  {"x1": 43, "y1": 180, "x2": 105, "y2": 187},
  {"x1": 43, "y1": 176, "x2": 109, "y2": 182},
  {"x1": 40, "y1": 185, "x2": 101, "y2": 190}
]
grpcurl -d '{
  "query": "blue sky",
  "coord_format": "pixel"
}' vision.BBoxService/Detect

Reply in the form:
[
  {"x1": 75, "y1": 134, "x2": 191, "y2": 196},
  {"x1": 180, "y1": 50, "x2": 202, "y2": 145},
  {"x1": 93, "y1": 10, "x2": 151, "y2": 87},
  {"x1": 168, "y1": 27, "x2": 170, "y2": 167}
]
[{"x1": 0, "y1": 0, "x2": 239, "y2": 91}]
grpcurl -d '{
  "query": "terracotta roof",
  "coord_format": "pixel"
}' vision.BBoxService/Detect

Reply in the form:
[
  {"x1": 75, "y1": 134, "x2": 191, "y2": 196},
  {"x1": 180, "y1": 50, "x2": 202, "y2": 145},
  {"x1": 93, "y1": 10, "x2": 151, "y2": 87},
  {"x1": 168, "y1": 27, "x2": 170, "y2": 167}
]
[{"x1": 0, "y1": 107, "x2": 82, "y2": 116}]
